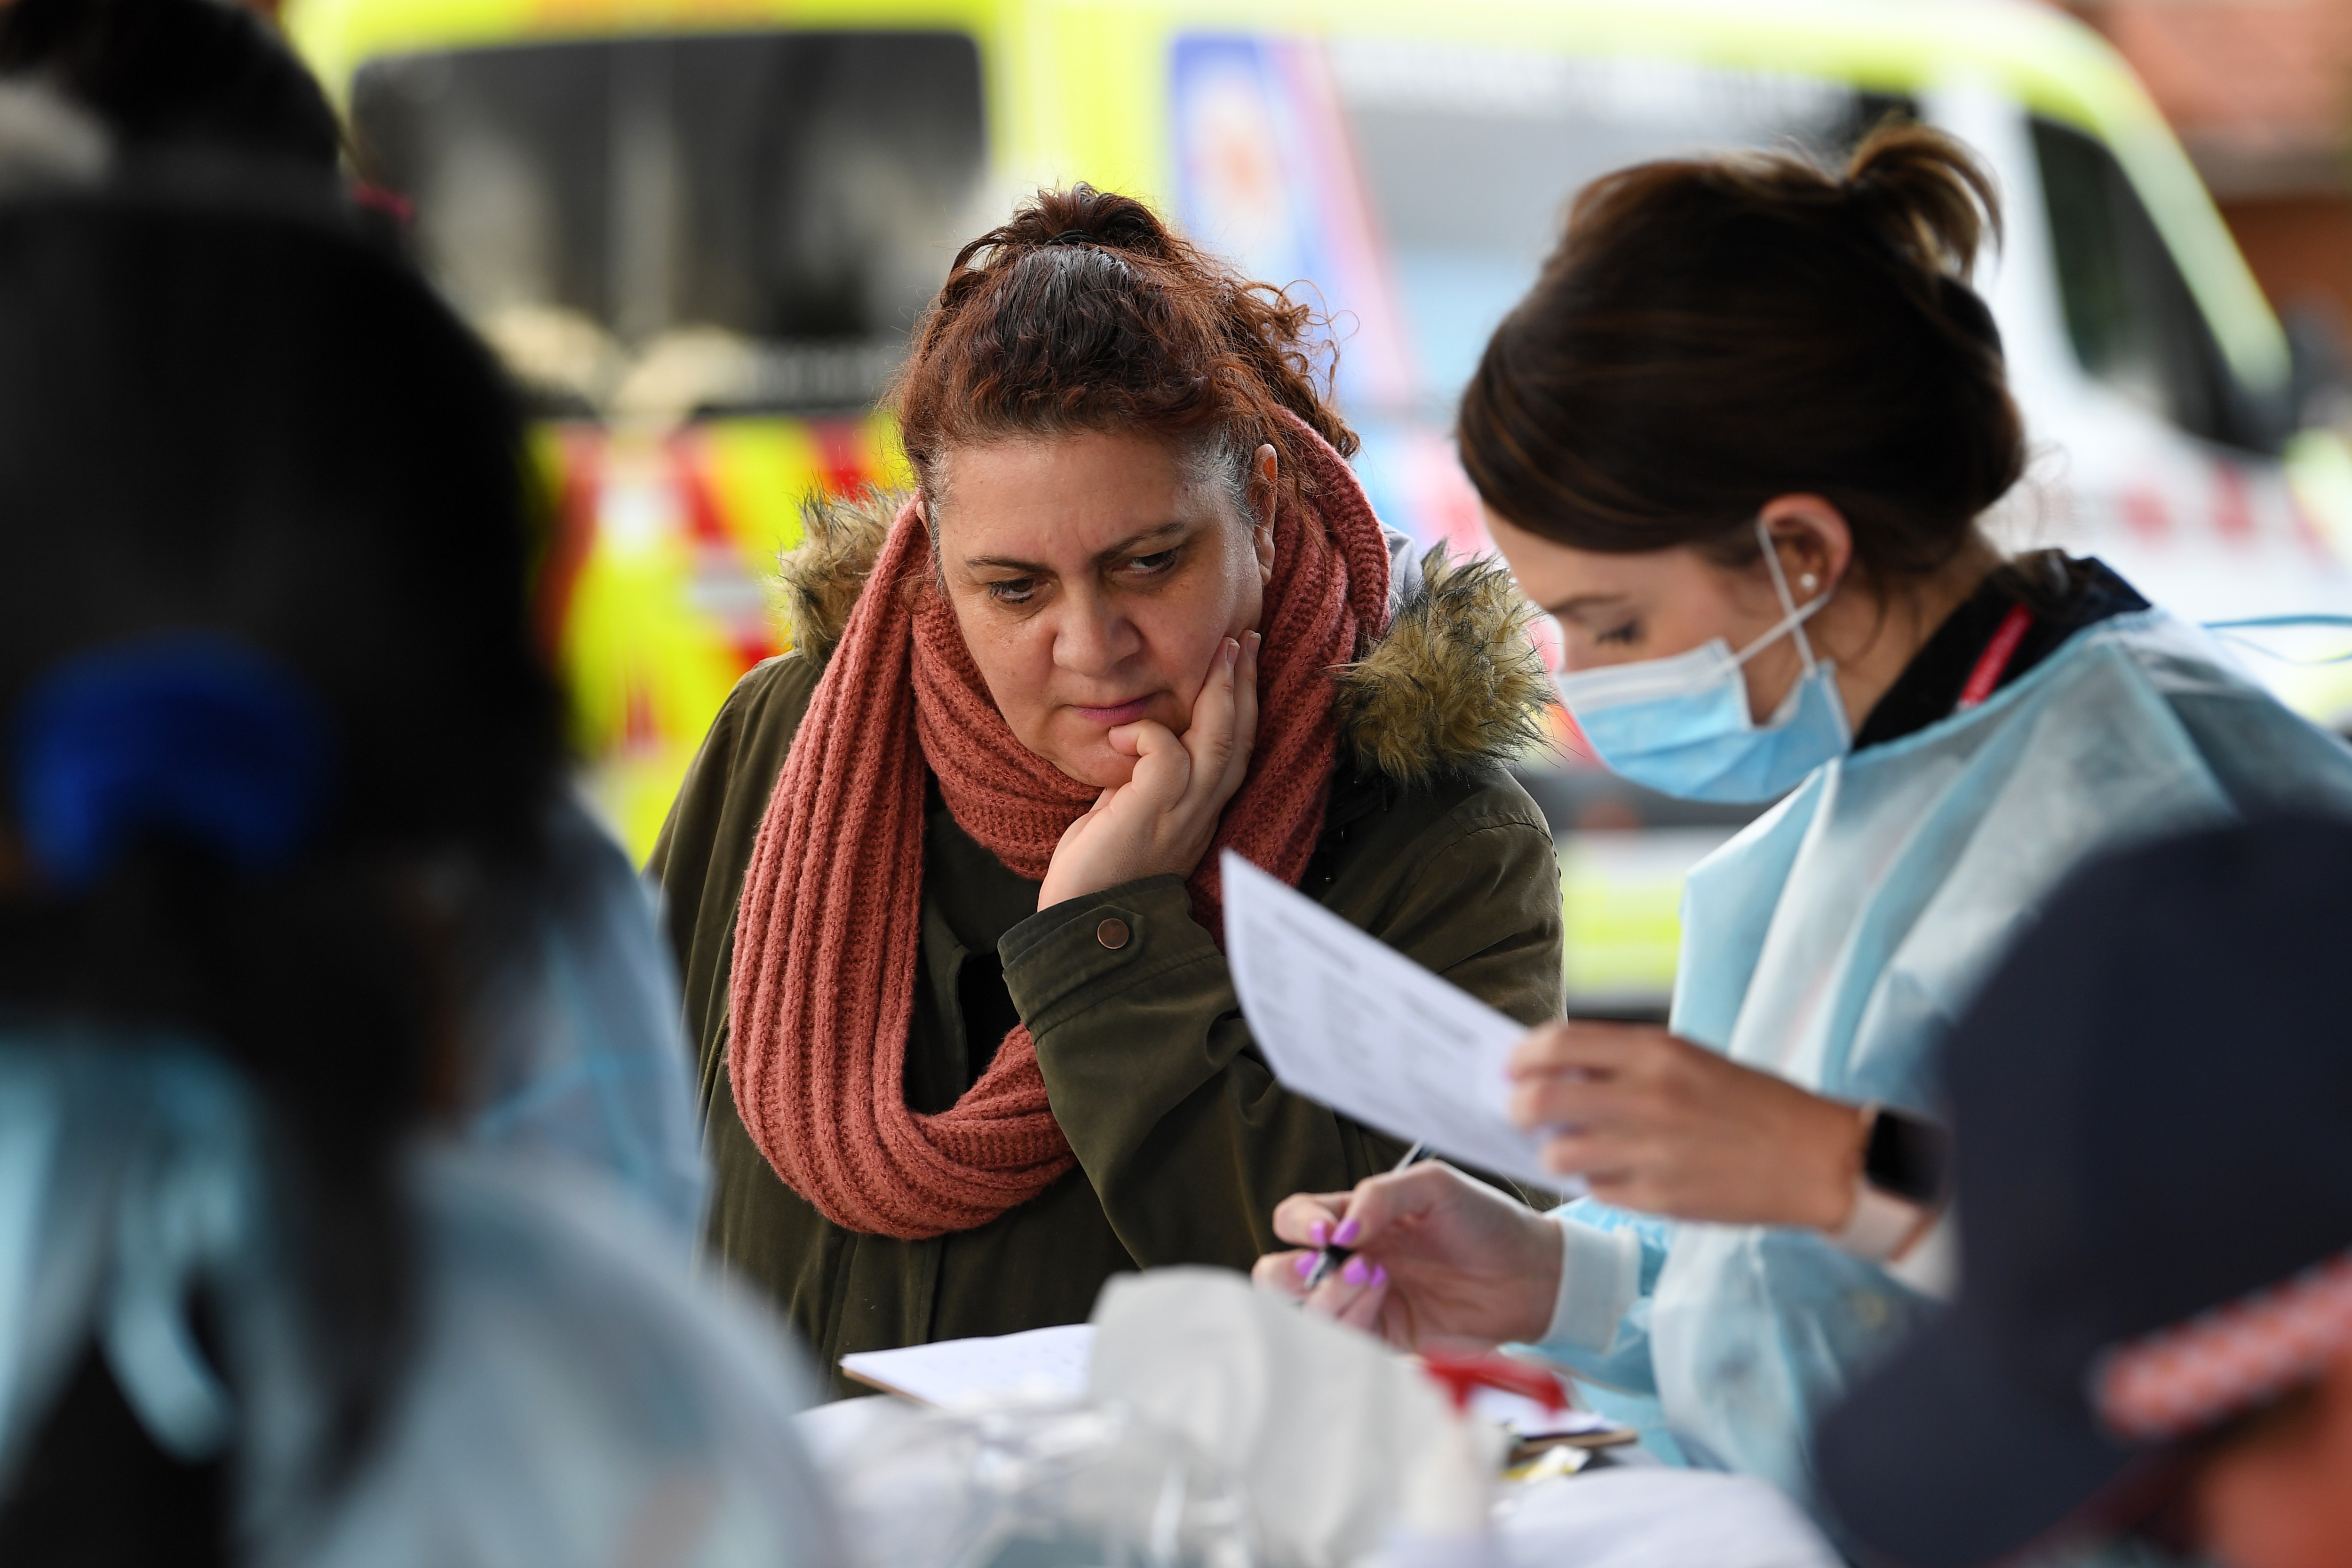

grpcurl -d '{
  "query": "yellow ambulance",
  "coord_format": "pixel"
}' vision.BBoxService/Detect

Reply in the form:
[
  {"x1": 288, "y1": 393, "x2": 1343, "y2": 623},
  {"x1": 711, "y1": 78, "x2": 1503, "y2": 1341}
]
[{"x1": 287, "y1": 0, "x2": 2352, "y2": 1008}]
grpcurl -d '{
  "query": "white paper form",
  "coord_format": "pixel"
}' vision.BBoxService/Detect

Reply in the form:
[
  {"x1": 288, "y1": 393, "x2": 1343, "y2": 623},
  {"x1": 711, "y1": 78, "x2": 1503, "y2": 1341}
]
[
  {"x1": 1222, "y1": 851, "x2": 1581, "y2": 1194},
  {"x1": 838, "y1": 1322, "x2": 1093, "y2": 1407}
]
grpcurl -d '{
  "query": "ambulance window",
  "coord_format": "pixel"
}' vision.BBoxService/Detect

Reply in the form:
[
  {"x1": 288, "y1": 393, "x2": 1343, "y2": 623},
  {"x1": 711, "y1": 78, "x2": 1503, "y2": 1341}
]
[
  {"x1": 1171, "y1": 36, "x2": 1906, "y2": 417},
  {"x1": 351, "y1": 32, "x2": 986, "y2": 414},
  {"x1": 2031, "y1": 117, "x2": 2257, "y2": 450}
]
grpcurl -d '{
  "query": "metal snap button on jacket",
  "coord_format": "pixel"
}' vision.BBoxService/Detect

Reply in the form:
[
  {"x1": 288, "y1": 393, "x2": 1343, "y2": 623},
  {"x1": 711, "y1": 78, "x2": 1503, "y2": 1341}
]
[{"x1": 1095, "y1": 917, "x2": 1131, "y2": 951}]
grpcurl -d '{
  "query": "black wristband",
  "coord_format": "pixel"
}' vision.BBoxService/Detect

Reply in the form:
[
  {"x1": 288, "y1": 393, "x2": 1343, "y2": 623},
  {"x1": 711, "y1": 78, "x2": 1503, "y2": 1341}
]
[{"x1": 1863, "y1": 1106, "x2": 1952, "y2": 1207}]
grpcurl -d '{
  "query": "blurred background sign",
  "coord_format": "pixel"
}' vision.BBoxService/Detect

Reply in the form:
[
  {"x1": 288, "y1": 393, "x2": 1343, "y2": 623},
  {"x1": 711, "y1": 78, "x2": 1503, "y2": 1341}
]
[{"x1": 286, "y1": 0, "x2": 2352, "y2": 1012}]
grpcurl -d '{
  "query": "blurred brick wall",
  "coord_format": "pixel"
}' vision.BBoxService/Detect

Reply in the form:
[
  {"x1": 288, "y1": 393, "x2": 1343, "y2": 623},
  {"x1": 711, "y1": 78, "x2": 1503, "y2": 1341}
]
[{"x1": 2063, "y1": 0, "x2": 2352, "y2": 336}]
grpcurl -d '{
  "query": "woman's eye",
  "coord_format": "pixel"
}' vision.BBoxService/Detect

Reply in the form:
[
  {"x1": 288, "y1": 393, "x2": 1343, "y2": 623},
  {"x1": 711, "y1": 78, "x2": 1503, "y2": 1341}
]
[
  {"x1": 1126, "y1": 549, "x2": 1178, "y2": 575},
  {"x1": 986, "y1": 578, "x2": 1040, "y2": 605},
  {"x1": 1595, "y1": 621, "x2": 1641, "y2": 647}
]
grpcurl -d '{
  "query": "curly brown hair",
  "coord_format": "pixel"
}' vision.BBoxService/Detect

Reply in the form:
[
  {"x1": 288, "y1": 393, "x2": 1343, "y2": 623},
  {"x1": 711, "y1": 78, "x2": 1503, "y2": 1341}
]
[{"x1": 892, "y1": 183, "x2": 1357, "y2": 525}]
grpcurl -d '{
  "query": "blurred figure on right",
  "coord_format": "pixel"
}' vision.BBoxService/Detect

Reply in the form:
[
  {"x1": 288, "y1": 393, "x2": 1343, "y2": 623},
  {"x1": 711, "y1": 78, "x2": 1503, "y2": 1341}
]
[{"x1": 1818, "y1": 817, "x2": 2352, "y2": 1568}]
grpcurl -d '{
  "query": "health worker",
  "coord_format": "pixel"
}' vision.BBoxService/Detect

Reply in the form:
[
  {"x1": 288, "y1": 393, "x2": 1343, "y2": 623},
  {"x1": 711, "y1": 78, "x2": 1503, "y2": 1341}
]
[{"x1": 1255, "y1": 124, "x2": 2352, "y2": 1511}]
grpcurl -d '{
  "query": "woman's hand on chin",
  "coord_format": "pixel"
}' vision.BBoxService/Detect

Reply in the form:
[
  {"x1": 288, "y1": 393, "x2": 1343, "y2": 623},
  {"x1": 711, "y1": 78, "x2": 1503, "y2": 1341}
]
[
  {"x1": 1037, "y1": 630, "x2": 1260, "y2": 910},
  {"x1": 1507, "y1": 1021, "x2": 1869, "y2": 1232},
  {"x1": 1251, "y1": 1162, "x2": 1563, "y2": 1353}
]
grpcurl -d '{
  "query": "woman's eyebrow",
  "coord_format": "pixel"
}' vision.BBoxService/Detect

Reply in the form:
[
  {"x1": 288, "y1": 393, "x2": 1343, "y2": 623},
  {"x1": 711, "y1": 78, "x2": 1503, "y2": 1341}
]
[
  {"x1": 1090, "y1": 519, "x2": 1190, "y2": 565},
  {"x1": 961, "y1": 521, "x2": 1192, "y2": 576},
  {"x1": 1545, "y1": 592, "x2": 1629, "y2": 621}
]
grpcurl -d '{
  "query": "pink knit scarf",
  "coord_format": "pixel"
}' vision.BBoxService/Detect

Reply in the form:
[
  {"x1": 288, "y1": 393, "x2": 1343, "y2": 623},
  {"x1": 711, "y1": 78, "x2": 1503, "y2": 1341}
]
[{"x1": 727, "y1": 419, "x2": 1391, "y2": 1239}]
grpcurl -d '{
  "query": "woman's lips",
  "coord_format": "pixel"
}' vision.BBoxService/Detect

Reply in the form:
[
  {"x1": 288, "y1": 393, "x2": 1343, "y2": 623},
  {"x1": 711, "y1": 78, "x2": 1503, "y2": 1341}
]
[{"x1": 1070, "y1": 695, "x2": 1157, "y2": 726}]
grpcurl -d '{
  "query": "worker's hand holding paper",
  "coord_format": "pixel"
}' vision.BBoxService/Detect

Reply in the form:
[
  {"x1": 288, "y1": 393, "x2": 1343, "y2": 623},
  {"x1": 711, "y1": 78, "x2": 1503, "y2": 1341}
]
[{"x1": 1222, "y1": 851, "x2": 1582, "y2": 1194}]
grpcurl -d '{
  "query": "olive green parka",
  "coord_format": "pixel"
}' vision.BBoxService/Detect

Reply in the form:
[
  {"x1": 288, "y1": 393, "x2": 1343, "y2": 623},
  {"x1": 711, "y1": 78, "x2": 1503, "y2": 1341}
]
[{"x1": 650, "y1": 499, "x2": 1564, "y2": 1397}]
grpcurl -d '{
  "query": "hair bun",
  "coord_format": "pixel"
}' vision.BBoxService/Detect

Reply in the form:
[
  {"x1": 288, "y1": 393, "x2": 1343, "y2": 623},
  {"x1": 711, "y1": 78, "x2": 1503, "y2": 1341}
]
[
  {"x1": 897, "y1": 182, "x2": 1361, "y2": 503},
  {"x1": 1844, "y1": 122, "x2": 2002, "y2": 283},
  {"x1": 1934, "y1": 273, "x2": 2004, "y2": 358},
  {"x1": 1004, "y1": 182, "x2": 1173, "y2": 264}
]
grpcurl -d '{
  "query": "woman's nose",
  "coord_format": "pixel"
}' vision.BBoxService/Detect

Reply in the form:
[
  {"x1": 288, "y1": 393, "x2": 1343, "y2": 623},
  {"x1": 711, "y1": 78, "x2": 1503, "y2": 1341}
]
[{"x1": 1051, "y1": 595, "x2": 1139, "y2": 675}]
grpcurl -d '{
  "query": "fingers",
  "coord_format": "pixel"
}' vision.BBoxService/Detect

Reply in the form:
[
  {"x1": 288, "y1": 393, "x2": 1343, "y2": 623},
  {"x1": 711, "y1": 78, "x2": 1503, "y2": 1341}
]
[
  {"x1": 1270, "y1": 1190, "x2": 1351, "y2": 1248},
  {"x1": 1269, "y1": 1164, "x2": 1454, "y2": 1262},
  {"x1": 1107, "y1": 719, "x2": 1189, "y2": 806},
  {"x1": 1252, "y1": 1249, "x2": 1314, "y2": 1302},
  {"x1": 1053, "y1": 787, "x2": 1118, "y2": 845},
  {"x1": 1306, "y1": 1258, "x2": 1391, "y2": 1333},
  {"x1": 1508, "y1": 1026, "x2": 1705, "y2": 1132},
  {"x1": 1225, "y1": 630, "x2": 1261, "y2": 796},
  {"x1": 1178, "y1": 637, "x2": 1243, "y2": 790},
  {"x1": 1534, "y1": 1125, "x2": 1637, "y2": 1184},
  {"x1": 1262, "y1": 1247, "x2": 1391, "y2": 1341},
  {"x1": 1326, "y1": 1160, "x2": 1478, "y2": 1252},
  {"x1": 1509, "y1": 1075, "x2": 1613, "y2": 1134},
  {"x1": 1508, "y1": 1019, "x2": 1660, "y2": 1081}
]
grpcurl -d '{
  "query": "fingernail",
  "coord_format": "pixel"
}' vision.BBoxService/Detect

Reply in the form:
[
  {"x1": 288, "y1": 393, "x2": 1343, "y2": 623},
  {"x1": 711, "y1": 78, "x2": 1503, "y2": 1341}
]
[
  {"x1": 1246, "y1": 630, "x2": 1261, "y2": 650},
  {"x1": 1295, "y1": 1252, "x2": 1315, "y2": 1278},
  {"x1": 1333, "y1": 1218, "x2": 1361, "y2": 1246},
  {"x1": 1227, "y1": 638, "x2": 1240, "y2": 667},
  {"x1": 1342, "y1": 1257, "x2": 1369, "y2": 1286},
  {"x1": 1370, "y1": 1264, "x2": 1388, "y2": 1288},
  {"x1": 1309, "y1": 1220, "x2": 1329, "y2": 1247}
]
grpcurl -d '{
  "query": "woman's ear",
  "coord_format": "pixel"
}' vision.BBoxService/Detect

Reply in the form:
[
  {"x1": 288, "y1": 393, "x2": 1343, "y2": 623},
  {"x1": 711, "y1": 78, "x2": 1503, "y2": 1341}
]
[
  {"x1": 1757, "y1": 493, "x2": 1853, "y2": 601},
  {"x1": 1251, "y1": 443, "x2": 1279, "y2": 585}
]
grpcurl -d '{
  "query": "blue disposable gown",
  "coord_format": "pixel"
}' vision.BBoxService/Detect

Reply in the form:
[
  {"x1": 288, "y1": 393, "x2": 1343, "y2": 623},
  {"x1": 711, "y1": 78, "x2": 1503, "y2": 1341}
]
[
  {"x1": 1529, "y1": 609, "x2": 2352, "y2": 1505},
  {"x1": 463, "y1": 796, "x2": 707, "y2": 1242},
  {"x1": 0, "y1": 1036, "x2": 836, "y2": 1568}
]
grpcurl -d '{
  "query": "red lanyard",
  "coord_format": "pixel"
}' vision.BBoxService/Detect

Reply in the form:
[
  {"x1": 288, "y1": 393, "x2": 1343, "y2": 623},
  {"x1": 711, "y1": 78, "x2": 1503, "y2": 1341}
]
[{"x1": 1957, "y1": 604, "x2": 2034, "y2": 710}]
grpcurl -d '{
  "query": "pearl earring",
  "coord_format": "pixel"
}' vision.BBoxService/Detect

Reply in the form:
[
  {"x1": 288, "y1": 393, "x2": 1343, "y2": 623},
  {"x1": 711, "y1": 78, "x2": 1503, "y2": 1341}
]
[{"x1": 1799, "y1": 573, "x2": 1819, "y2": 592}]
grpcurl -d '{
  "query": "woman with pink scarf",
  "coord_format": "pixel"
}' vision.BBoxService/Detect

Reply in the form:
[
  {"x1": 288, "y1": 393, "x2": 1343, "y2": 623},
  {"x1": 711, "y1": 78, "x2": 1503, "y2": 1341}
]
[{"x1": 650, "y1": 185, "x2": 1565, "y2": 1393}]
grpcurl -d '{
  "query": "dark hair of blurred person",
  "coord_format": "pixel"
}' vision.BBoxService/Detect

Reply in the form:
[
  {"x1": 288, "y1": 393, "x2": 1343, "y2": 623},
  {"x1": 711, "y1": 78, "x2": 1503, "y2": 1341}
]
[
  {"x1": 1819, "y1": 817, "x2": 2352, "y2": 1568},
  {"x1": 0, "y1": 180, "x2": 830, "y2": 1567},
  {"x1": 0, "y1": 0, "x2": 340, "y2": 175}
]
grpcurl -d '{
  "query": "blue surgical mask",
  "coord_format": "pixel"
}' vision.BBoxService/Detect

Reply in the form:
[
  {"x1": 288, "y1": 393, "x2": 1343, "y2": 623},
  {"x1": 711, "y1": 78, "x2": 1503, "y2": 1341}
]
[{"x1": 1554, "y1": 520, "x2": 1851, "y2": 804}]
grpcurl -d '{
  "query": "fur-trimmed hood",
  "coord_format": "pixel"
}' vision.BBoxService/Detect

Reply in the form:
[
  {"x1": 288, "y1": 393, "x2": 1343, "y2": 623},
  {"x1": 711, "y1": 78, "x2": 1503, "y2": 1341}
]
[{"x1": 773, "y1": 492, "x2": 1557, "y2": 787}]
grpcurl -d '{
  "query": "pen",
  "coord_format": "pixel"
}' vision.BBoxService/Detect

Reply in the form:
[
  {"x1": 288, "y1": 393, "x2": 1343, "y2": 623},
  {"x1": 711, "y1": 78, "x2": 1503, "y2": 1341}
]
[{"x1": 1301, "y1": 1140, "x2": 1429, "y2": 1295}]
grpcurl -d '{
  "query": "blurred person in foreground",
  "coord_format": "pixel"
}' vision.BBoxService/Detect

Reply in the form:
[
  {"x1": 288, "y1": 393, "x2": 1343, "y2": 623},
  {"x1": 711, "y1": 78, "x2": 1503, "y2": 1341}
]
[
  {"x1": 1256, "y1": 123, "x2": 2352, "y2": 1511},
  {"x1": 0, "y1": 176, "x2": 833, "y2": 1565},
  {"x1": 0, "y1": 0, "x2": 707, "y2": 1237},
  {"x1": 0, "y1": 0, "x2": 339, "y2": 175},
  {"x1": 1815, "y1": 817, "x2": 2352, "y2": 1568},
  {"x1": 651, "y1": 185, "x2": 1562, "y2": 1392}
]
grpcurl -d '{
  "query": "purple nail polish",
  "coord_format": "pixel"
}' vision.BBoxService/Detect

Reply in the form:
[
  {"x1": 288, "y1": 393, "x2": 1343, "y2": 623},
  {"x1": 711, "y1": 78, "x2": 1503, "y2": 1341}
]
[
  {"x1": 1295, "y1": 1252, "x2": 1315, "y2": 1278},
  {"x1": 1333, "y1": 1218, "x2": 1361, "y2": 1246},
  {"x1": 1342, "y1": 1257, "x2": 1368, "y2": 1286},
  {"x1": 1309, "y1": 1220, "x2": 1329, "y2": 1247}
]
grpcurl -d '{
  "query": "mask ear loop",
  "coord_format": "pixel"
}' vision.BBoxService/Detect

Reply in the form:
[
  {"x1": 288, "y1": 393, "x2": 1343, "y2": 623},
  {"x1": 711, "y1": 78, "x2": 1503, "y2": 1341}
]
[{"x1": 1733, "y1": 516, "x2": 1832, "y2": 672}]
